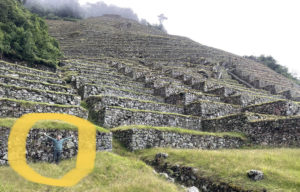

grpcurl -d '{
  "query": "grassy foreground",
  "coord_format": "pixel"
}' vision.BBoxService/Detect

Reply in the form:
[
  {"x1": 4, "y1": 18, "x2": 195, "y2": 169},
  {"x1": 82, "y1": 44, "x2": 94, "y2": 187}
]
[
  {"x1": 133, "y1": 148, "x2": 300, "y2": 192},
  {"x1": 0, "y1": 152, "x2": 181, "y2": 192}
]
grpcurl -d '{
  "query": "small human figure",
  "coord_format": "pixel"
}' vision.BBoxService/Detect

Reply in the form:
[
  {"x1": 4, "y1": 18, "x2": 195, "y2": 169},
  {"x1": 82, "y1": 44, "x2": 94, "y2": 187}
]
[{"x1": 43, "y1": 133, "x2": 73, "y2": 164}]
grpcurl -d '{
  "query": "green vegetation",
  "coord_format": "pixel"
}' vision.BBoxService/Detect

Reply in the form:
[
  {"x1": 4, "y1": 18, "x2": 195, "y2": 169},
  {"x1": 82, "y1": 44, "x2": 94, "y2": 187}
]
[
  {"x1": 111, "y1": 125, "x2": 246, "y2": 140},
  {"x1": 244, "y1": 55, "x2": 300, "y2": 85},
  {"x1": 0, "y1": 0, "x2": 61, "y2": 68},
  {"x1": 0, "y1": 152, "x2": 181, "y2": 192},
  {"x1": 134, "y1": 148, "x2": 300, "y2": 192},
  {"x1": 0, "y1": 118, "x2": 109, "y2": 133}
]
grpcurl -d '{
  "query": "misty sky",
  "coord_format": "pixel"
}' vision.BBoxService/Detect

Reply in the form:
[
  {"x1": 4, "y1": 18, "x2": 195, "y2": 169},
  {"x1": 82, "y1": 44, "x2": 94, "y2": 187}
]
[{"x1": 78, "y1": 0, "x2": 300, "y2": 77}]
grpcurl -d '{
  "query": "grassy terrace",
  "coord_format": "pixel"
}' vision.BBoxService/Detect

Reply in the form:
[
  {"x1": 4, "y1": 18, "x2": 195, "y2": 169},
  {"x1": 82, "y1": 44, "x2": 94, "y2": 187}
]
[
  {"x1": 0, "y1": 61, "x2": 57, "y2": 75},
  {"x1": 111, "y1": 125, "x2": 246, "y2": 140},
  {"x1": 0, "y1": 68, "x2": 61, "y2": 81},
  {"x1": 189, "y1": 99, "x2": 241, "y2": 108},
  {"x1": 133, "y1": 148, "x2": 300, "y2": 192},
  {"x1": 89, "y1": 95, "x2": 183, "y2": 108},
  {"x1": 86, "y1": 84, "x2": 158, "y2": 98},
  {"x1": 0, "y1": 83, "x2": 76, "y2": 96},
  {"x1": 108, "y1": 106, "x2": 200, "y2": 119},
  {"x1": 0, "y1": 118, "x2": 109, "y2": 133},
  {"x1": 0, "y1": 75, "x2": 70, "y2": 89},
  {"x1": 0, "y1": 152, "x2": 181, "y2": 192},
  {"x1": 0, "y1": 98, "x2": 85, "y2": 108},
  {"x1": 201, "y1": 112, "x2": 285, "y2": 121}
]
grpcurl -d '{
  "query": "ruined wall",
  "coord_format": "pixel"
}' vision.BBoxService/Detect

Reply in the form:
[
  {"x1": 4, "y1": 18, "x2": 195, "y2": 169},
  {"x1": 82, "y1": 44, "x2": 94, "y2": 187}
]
[
  {"x1": 0, "y1": 128, "x2": 112, "y2": 165},
  {"x1": 0, "y1": 85, "x2": 80, "y2": 105},
  {"x1": 101, "y1": 107, "x2": 202, "y2": 130},
  {"x1": 0, "y1": 99, "x2": 88, "y2": 119},
  {"x1": 247, "y1": 118, "x2": 300, "y2": 146},
  {"x1": 242, "y1": 100, "x2": 300, "y2": 116},
  {"x1": 113, "y1": 128, "x2": 245, "y2": 151}
]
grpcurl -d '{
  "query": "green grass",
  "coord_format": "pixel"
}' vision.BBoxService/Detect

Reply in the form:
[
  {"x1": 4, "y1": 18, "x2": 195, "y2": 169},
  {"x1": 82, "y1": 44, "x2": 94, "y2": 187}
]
[
  {"x1": 0, "y1": 118, "x2": 109, "y2": 133},
  {"x1": 111, "y1": 125, "x2": 246, "y2": 140},
  {"x1": 133, "y1": 148, "x2": 300, "y2": 192},
  {"x1": 0, "y1": 152, "x2": 182, "y2": 192}
]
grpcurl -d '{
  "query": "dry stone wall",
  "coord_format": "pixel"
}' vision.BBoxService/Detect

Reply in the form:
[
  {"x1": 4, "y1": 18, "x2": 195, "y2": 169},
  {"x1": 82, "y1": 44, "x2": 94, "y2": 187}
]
[
  {"x1": 247, "y1": 117, "x2": 300, "y2": 146},
  {"x1": 113, "y1": 128, "x2": 245, "y2": 151},
  {"x1": 242, "y1": 100, "x2": 300, "y2": 116},
  {"x1": 185, "y1": 101, "x2": 240, "y2": 118},
  {"x1": 0, "y1": 75, "x2": 74, "y2": 94},
  {"x1": 100, "y1": 107, "x2": 202, "y2": 130},
  {"x1": 0, "y1": 99, "x2": 88, "y2": 119},
  {"x1": 0, "y1": 128, "x2": 112, "y2": 166},
  {"x1": 0, "y1": 84, "x2": 80, "y2": 105},
  {"x1": 86, "y1": 95, "x2": 184, "y2": 114}
]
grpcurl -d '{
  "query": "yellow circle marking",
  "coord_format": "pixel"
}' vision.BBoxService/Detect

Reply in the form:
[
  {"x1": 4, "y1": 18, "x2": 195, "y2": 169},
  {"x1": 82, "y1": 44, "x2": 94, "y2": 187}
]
[{"x1": 8, "y1": 113, "x2": 96, "y2": 187}]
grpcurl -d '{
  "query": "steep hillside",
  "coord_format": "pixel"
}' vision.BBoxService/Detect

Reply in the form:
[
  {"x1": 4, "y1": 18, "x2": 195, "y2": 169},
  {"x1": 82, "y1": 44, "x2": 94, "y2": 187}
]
[
  {"x1": 1, "y1": 14, "x2": 300, "y2": 192},
  {"x1": 47, "y1": 16, "x2": 300, "y2": 99}
]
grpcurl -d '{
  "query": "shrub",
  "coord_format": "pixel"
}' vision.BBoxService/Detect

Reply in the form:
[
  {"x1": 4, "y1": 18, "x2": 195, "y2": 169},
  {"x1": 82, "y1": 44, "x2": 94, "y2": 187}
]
[{"x1": 0, "y1": 0, "x2": 62, "y2": 68}]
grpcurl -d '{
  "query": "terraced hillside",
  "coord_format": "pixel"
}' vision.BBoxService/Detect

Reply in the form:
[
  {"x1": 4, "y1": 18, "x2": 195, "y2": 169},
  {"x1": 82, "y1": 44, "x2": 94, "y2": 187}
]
[
  {"x1": 47, "y1": 15, "x2": 300, "y2": 100},
  {"x1": 1, "y1": 15, "x2": 300, "y2": 191}
]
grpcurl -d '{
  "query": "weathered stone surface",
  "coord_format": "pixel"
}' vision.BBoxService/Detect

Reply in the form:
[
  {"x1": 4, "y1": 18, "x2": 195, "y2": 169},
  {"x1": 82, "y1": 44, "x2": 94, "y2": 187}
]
[
  {"x1": 0, "y1": 68, "x2": 63, "y2": 84},
  {"x1": 0, "y1": 84, "x2": 80, "y2": 105},
  {"x1": 0, "y1": 75, "x2": 75, "y2": 94},
  {"x1": 0, "y1": 98, "x2": 88, "y2": 119},
  {"x1": 223, "y1": 94, "x2": 280, "y2": 107},
  {"x1": 165, "y1": 92, "x2": 220, "y2": 106},
  {"x1": 80, "y1": 84, "x2": 163, "y2": 102},
  {"x1": 247, "y1": 170, "x2": 264, "y2": 181},
  {"x1": 242, "y1": 100, "x2": 300, "y2": 116},
  {"x1": 0, "y1": 61, "x2": 59, "y2": 78},
  {"x1": 101, "y1": 107, "x2": 202, "y2": 129},
  {"x1": 186, "y1": 186, "x2": 199, "y2": 192},
  {"x1": 113, "y1": 128, "x2": 245, "y2": 151},
  {"x1": 0, "y1": 128, "x2": 112, "y2": 166},
  {"x1": 247, "y1": 117, "x2": 300, "y2": 146},
  {"x1": 185, "y1": 101, "x2": 240, "y2": 118},
  {"x1": 86, "y1": 95, "x2": 184, "y2": 114}
]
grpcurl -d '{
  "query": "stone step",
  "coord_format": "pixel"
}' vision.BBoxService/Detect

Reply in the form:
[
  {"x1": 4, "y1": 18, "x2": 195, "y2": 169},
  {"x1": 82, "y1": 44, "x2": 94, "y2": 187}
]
[
  {"x1": 86, "y1": 95, "x2": 184, "y2": 114},
  {"x1": 85, "y1": 81, "x2": 153, "y2": 95},
  {"x1": 223, "y1": 94, "x2": 280, "y2": 107},
  {"x1": 76, "y1": 76, "x2": 145, "y2": 89},
  {"x1": 185, "y1": 100, "x2": 241, "y2": 119},
  {"x1": 112, "y1": 126, "x2": 245, "y2": 151},
  {"x1": 62, "y1": 60, "x2": 112, "y2": 69},
  {"x1": 76, "y1": 70, "x2": 134, "y2": 82},
  {"x1": 80, "y1": 84, "x2": 164, "y2": 102},
  {"x1": 0, "y1": 83, "x2": 80, "y2": 105},
  {"x1": 0, "y1": 68, "x2": 63, "y2": 84},
  {"x1": 63, "y1": 65, "x2": 117, "y2": 74},
  {"x1": 0, "y1": 61, "x2": 59, "y2": 78},
  {"x1": 242, "y1": 100, "x2": 300, "y2": 116},
  {"x1": 0, "y1": 75, "x2": 75, "y2": 94},
  {"x1": 98, "y1": 106, "x2": 202, "y2": 130},
  {"x1": 201, "y1": 112, "x2": 280, "y2": 133},
  {"x1": 0, "y1": 98, "x2": 88, "y2": 118},
  {"x1": 206, "y1": 86, "x2": 273, "y2": 98},
  {"x1": 165, "y1": 92, "x2": 221, "y2": 105}
]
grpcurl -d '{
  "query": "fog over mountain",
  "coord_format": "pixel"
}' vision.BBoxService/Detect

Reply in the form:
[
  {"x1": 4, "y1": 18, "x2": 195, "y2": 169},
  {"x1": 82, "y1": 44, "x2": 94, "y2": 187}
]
[{"x1": 24, "y1": 0, "x2": 139, "y2": 21}]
